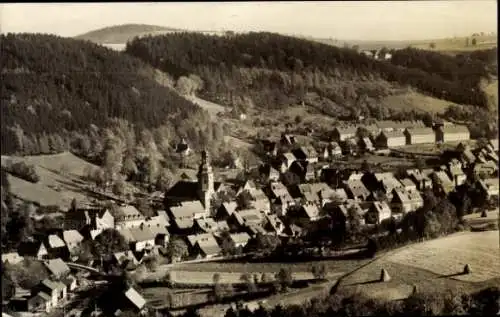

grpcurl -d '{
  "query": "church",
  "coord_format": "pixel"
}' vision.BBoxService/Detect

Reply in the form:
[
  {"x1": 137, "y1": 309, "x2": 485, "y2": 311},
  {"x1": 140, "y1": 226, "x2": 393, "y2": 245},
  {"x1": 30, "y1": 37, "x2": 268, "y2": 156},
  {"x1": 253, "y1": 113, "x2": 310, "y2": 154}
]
[{"x1": 164, "y1": 150, "x2": 222, "y2": 231}]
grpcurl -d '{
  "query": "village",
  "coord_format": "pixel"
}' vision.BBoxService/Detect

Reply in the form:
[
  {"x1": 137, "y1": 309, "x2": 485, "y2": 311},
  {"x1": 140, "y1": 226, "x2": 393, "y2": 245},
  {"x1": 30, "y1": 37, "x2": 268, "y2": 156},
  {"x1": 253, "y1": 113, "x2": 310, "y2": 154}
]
[{"x1": 2, "y1": 116, "x2": 499, "y2": 316}]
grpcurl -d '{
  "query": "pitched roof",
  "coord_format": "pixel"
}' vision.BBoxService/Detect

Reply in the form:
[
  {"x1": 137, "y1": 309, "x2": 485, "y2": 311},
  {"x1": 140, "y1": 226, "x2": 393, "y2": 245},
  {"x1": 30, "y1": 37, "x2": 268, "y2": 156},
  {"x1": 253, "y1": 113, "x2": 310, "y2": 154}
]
[
  {"x1": 346, "y1": 179, "x2": 370, "y2": 198},
  {"x1": 372, "y1": 201, "x2": 391, "y2": 214},
  {"x1": 393, "y1": 188, "x2": 411, "y2": 204},
  {"x1": 229, "y1": 232, "x2": 251, "y2": 245},
  {"x1": 124, "y1": 287, "x2": 146, "y2": 310},
  {"x1": 221, "y1": 202, "x2": 238, "y2": 215},
  {"x1": 441, "y1": 125, "x2": 469, "y2": 134},
  {"x1": 301, "y1": 203, "x2": 321, "y2": 219},
  {"x1": 44, "y1": 258, "x2": 70, "y2": 277},
  {"x1": 233, "y1": 209, "x2": 265, "y2": 226},
  {"x1": 114, "y1": 251, "x2": 139, "y2": 265},
  {"x1": 41, "y1": 279, "x2": 65, "y2": 291},
  {"x1": 195, "y1": 217, "x2": 219, "y2": 233},
  {"x1": 166, "y1": 181, "x2": 199, "y2": 201},
  {"x1": 36, "y1": 292, "x2": 51, "y2": 301},
  {"x1": 1, "y1": 252, "x2": 23, "y2": 264},
  {"x1": 116, "y1": 205, "x2": 144, "y2": 221},
  {"x1": 405, "y1": 127, "x2": 435, "y2": 136},
  {"x1": 282, "y1": 152, "x2": 297, "y2": 162},
  {"x1": 62, "y1": 230, "x2": 84, "y2": 244},
  {"x1": 265, "y1": 214, "x2": 284, "y2": 232},
  {"x1": 170, "y1": 201, "x2": 205, "y2": 219},
  {"x1": 190, "y1": 234, "x2": 221, "y2": 256},
  {"x1": 381, "y1": 130, "x2": 405, "y2": 139},
  {"x1": 47, "y1": 234, "x2": 66, "y2": 249},
  {"x1": 335, "y1": 126, "x2": 358, "y2": 134},
  {"x1": 400, "y1": 178, "x2": 417, "y2": 189}
]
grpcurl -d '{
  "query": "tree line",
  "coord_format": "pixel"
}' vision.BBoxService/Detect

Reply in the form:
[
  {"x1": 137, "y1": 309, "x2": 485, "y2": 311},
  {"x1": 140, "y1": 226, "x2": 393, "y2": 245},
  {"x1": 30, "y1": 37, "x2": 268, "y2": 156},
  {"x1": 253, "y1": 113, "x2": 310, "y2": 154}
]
[
  {"x1": 0, "y1": 33, "x2": 216, "y2": 155},
  {"x1": 126, "y1": 32, "x2": 493, "y2": 114}
]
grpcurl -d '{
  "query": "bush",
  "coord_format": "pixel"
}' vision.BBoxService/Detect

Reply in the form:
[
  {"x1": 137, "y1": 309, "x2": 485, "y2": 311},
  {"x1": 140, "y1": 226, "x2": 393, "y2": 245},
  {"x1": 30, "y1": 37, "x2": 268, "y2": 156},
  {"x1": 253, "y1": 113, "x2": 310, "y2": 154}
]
[{"x1": 3, "y1": 162, "x2": 40, "y2": 183}]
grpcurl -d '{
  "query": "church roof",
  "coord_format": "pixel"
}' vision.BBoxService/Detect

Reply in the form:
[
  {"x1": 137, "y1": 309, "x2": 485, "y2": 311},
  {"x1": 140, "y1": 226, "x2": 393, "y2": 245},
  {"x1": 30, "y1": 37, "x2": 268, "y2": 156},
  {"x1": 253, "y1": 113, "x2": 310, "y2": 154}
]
[{"x1": 166, "y1": 181, "x2": 199, "y2": 202}]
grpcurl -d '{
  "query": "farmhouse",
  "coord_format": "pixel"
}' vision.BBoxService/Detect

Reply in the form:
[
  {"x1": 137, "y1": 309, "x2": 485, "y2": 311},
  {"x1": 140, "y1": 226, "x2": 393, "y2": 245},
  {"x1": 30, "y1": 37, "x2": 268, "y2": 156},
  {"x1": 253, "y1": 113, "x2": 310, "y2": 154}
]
[
  {"x1": 359, "y1": 137, "x2": 375, "y2": 152},
  {"x1": 280, "y1": 152, "x2": 297, "y2": 169},
  {"x1": 169, "y1": 200, "x2": 207, "y2": 231},
  {"x1": 190, "y1": 234, "x2": 221, "y2": 259},
  {"x1": 332, "y1": 126, "x2": 358, "y2": 142},
  {"x1": 224, "y1": 232, "x2": 251, "y2": 250},
  {"x1": 264, "y1": 214, "x2": 286, "y2": 235},
  {"x1": 175, "y1": 138, "x2": 191, "y2": 157},
  {"x1": 259, "y1": 164, "x2": 280, "y2": 182},
  {"x1": 327, "y1": 142, "x2": 343, "y2": 158},
  {"x1": 280, "y1": 133, "x2": 298, "y2": 147},
  {"x1": 2, "y1": 252, "x2": 24, "y2": 265},
  {"x1": 436, "y1": 125, "x2": 470, "y2": 143},
  {"x1": 447, "y1": 159, "x2": 467, "y2": 187},
  {"x1": 293, "y1": 145, "x2": 319, "y2": 163},
  {"x1": 34, "y1": 279, "x2": 67, "y2": 308},
  {"x1": 344, "y1": 179, "x2": 370, "y2": 201},
  {"x1": 489, "y1": 139, "x2": 499, "y2": 152},
  {"x1": 64, "y1": 208, "x2": 114, "y2": 231},
  {"x1": 406, "y1": 169, "x2": 433, "y2": 190},
  {"x1": 119, "y1": 225, "x2": 167, "y2": 252},
  {"x1": 477, "y1": 178, "x2": 499, "y2": 200},
  {"x1": 376, "y1": 131, "x2": 406, "y2": 148},
  {"x1": 404, "y1": 128, "x2": 435, "y2": 145},
  {"x1": 290, "y1": 160, "x2": 315, "y2": 182},
  {"x1": 62, "y1": 230, "x2": 84, "y2": 254},
  {"x1": 432, "y1": 171, "x2": 455, "y2": 195},
  {"x1": 113, "y1": 205, "x2": 145, "y2": 229},
  {"x1": 366, "y1": 201, "x2": 392, "y2": 225},
  {"x1": 43, "y1": 258, "x2": 70, "y2": 279}
]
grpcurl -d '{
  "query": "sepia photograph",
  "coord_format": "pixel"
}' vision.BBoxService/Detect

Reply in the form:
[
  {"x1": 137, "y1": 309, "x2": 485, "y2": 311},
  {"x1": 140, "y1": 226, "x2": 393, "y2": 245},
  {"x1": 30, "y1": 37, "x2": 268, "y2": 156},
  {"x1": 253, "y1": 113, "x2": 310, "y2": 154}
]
[{"x1": 0, "y1": 2, "x2": 498, "y2": 316}]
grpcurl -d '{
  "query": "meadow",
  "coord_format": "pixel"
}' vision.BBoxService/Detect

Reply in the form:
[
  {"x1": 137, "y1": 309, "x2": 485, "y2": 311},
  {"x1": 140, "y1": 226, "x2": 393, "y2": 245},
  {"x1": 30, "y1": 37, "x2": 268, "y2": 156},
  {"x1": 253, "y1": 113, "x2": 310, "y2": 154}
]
[{"x1": 337, "y1": 231, "x2": 500, "y2": 302}]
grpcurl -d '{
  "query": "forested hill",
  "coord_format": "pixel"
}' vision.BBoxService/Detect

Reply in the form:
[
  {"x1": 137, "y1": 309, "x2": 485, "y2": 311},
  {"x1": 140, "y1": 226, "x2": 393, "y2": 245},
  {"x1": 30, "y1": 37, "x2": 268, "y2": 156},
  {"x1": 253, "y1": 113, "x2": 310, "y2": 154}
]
[
  {"x1": 126, "y1": 32, "x2": 495, "y2": 113},
  {"x1": 75, "y1": 24, "x2": 183, "y2": 44},
  {"x1": 0, "y1": 33, "x2": 215, "y2": 155}
]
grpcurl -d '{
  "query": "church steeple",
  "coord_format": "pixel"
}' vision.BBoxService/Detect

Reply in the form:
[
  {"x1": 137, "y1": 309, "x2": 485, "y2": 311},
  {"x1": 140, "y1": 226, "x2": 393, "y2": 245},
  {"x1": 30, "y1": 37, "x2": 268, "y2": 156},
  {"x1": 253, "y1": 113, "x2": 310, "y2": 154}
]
[{"x1": 197, "y1": 149, "x2": 214, "y2": 213}]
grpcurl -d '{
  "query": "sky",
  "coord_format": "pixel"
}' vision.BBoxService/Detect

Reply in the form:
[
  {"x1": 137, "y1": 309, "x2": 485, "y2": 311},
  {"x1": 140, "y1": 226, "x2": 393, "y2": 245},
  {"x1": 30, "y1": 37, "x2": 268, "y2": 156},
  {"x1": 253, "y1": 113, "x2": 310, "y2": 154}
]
[{"x1": 0, "y1": 1, "x2": 497, "y2": 41}]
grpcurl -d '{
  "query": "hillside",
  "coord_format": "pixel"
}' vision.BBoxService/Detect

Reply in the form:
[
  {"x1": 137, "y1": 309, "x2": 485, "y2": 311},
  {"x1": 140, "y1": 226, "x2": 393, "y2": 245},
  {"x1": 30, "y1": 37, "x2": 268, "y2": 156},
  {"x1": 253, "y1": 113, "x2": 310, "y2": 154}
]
[
  {"x1": 125, "y1": 32, "x2": 494, "y2": 119},
  {"x1": 309, "y1": 34, "x2": 497, "y2": 53},
  {"x1": 0, "y1": 33, "x2": 220, "y2": 156},
  {"x1": 74, "y1": 23, "x2": 184, "y2": 44}
]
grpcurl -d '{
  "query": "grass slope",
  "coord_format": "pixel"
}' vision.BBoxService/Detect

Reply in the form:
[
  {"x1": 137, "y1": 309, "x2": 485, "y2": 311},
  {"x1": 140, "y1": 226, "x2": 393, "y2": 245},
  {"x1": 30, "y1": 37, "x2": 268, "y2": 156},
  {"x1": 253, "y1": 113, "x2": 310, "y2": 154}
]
[
  {"x1": 310, "y1": 34, "x2": 497, "y2": 53},
  {"x1": 337, "y1": 231, "x2": 500, "y2": 302},
  {"x1": 0, "y1": 152, "x2": 136, "y2": 209}
]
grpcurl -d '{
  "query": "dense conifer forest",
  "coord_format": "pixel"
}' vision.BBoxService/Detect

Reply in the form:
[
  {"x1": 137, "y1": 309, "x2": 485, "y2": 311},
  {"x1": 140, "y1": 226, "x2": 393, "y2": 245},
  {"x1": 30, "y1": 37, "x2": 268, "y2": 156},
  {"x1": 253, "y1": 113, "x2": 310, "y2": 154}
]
[
  {"x1": 126, "y1": 32, "x2": 496, "y2": 112},
  {"x1": 0, "y1": 33, "x2": 215, "y2": 155}
]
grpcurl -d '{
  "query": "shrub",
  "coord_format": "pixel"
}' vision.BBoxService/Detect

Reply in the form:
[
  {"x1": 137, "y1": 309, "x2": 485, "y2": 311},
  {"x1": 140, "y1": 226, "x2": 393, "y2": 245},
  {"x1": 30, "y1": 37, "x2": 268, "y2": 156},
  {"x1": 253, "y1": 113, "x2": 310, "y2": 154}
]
[{"x1": 3, "y1": 162, "x2": 40, "y2": 183}]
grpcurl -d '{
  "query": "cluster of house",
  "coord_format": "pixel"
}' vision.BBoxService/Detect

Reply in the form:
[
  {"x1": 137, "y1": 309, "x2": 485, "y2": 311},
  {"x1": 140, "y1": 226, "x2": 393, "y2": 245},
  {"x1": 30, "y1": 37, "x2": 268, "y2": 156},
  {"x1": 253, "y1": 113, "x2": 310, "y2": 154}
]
[
  {"x1": 331, "y1": 119, "x2": 471, "y2": 150},
  {"x1": 2, "y1": 129, "x2": 497, "y2": 314}
]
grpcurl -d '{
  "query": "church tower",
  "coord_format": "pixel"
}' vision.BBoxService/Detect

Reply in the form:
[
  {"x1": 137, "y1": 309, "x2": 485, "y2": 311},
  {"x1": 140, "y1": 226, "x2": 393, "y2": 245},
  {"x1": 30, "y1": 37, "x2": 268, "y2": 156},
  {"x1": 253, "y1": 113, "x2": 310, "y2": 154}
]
[{"x1": 197, "y1": 149, "x2": 214, "y2": 214}]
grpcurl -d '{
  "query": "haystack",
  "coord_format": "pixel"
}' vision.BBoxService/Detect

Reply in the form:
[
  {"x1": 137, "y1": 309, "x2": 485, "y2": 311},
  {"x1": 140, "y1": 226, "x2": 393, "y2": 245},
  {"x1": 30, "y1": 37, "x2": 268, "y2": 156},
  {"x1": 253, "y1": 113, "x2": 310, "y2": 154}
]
[
  {"x1": 380, "y1": 268, "x2": 391, "y2": 282},
  {"x1": 463, "y1": 264, "x2": 471, "y2": 274}
]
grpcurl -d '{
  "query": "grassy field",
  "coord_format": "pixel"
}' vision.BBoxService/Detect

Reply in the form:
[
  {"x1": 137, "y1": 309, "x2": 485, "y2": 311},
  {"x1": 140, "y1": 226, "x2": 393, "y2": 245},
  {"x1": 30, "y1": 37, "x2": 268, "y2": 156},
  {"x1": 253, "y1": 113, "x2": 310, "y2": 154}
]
[
  {"x1": 0, "y1": 152, "x2": 109, "y2": 209},
  {"x1": 338, "y1": 231, "x2": 500, "y2": 302},
  {"x1": 381, "y1": 89, "x2": 457, "y2": 114},
  {"x1": 142, "y1": 269, "x2": 344, "y2": 285},
  {"x1": 315, "y1": 34, "x2": 497, "y2": 53}
]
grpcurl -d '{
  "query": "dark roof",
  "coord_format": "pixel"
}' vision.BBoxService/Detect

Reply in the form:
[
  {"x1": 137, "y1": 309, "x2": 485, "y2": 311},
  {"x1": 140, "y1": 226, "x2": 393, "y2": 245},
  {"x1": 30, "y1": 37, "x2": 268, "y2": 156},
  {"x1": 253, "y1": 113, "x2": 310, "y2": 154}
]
[
  {"x1": 175, "y1": 143, "x2": 189, "y2": 153},
  {"x1": 166, "y1": 181, "x2": 199, "y2": 202},
  {"x1": 17, "y1": 241, "x2": 45, "y2": 257}
]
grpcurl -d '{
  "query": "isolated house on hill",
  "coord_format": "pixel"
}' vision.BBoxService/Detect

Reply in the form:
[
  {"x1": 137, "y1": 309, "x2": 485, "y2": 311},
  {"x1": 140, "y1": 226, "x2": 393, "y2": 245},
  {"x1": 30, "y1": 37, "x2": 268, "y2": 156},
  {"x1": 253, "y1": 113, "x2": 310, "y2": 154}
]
[
  {"x1": 436, "y1": 125, "x2": 470, "y2": 143},
  {"x1": 175, "y1": 138, "x2": 191, "y2": 157},
  {"x1": 404, "y1": 128, "x2": 435, "y2": 145}
]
